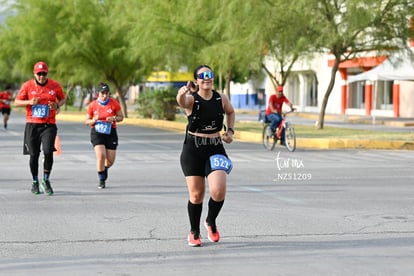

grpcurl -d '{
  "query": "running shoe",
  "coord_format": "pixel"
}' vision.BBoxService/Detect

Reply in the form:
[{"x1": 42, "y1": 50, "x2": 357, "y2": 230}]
[
  {"x1": 204, "y1": 221, "x2": 220, "y2": 242},
  {"x1": 31, "y1": 181, "x2": 40, "y2": 195},
  {"x1": 98, "y1": 180, "x2": 106, "y2": 189},
  {"x1": 41, "y1": 180, "x2": 54, "y2": 196},
  {"x1": 187, "y1": 231, "x2": 202, "y2": 247}
]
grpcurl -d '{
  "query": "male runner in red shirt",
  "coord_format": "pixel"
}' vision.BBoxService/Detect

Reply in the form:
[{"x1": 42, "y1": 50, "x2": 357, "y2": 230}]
[{"x1": 14, "y1": 61, "x2": 66, "y2": 195}]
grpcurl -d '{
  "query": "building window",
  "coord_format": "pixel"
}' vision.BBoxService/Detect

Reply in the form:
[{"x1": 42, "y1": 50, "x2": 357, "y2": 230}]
[
  {"x1": 287, "y1": 74, "x2": 300, "y2": 105},
  {"x1": 374, "y1": 81, "x2": 393, "y2": 110},
  {"x1": 288, "y1": 71, "x2": 318, "y2": 107},
  {"x1": 307, "y1": 73, "x2": 318, "y2": 107},
  {"x1": 348, "y1": 82, "x2": 365, "y2": 109}
]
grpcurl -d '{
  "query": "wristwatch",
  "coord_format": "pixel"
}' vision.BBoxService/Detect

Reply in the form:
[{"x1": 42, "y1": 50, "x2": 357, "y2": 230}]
[{"x1": 228, "y1": 127, "x2": 235, "y2": 134}]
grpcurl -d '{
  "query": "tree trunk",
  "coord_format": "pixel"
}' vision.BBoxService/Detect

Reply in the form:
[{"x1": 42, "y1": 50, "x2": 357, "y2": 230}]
[
  {"x1": 316, "y1": 58, "x2": 340, "y2": 129},
  {"x1": 78, "y1": 88, "x2": 88, "y2": 111},
  {"x1": 262, "y1": 63, "x2": 278, "y2": 90},
  {"x1": 225, "y1": 69, "x2": 232, "y2": 100},
  {"x1": 116, "y1": 90, "x2": 128, "y2": 118}
]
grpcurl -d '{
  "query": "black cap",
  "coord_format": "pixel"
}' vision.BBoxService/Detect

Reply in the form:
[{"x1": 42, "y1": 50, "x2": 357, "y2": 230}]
[{"x1": 98, "y1": 83, "x2": 110, "y2": 92}]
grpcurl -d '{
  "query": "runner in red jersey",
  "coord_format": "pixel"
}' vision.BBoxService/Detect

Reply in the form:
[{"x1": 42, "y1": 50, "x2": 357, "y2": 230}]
[
  {"x1": 14, "y1": 61, "x2": 66, "y2": 195},
  {"x1": 85, "y1": 82, "x2": 124, "y2": 189},
  {"x1": 0, "y1": 85, "x2": 13, "y2": 129}
]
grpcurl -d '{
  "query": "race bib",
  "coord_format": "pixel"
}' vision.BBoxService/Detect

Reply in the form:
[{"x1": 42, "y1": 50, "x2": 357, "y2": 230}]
[
  {"x1": 209, "y1": 154, "x2": 233, "y2": 174},
  {"x1": 94, "y1": 120, "x2": 112, "y2": 134},
  {"x1": 32, "y1": 104, "x2": 49, "y2": 118}
]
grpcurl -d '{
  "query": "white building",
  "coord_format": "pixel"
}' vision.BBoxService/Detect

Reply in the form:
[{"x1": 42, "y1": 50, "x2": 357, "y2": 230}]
[{"x1": 230, "y1": 49, "x2": 414, "y2": 118}]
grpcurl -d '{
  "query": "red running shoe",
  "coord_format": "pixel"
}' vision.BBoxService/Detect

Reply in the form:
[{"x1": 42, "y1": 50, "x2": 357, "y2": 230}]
[
  {"x1": 187, "y1": 231, "x2": 202, "y2": 247},
  {"x1": 204, "y1": 221, "x2": 220, "y2": 242}
]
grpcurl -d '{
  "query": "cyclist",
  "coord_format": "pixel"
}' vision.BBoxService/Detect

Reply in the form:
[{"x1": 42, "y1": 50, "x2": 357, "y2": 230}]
[{"x1": 265, "y1": 85, "x2": 295, "y2": 145}]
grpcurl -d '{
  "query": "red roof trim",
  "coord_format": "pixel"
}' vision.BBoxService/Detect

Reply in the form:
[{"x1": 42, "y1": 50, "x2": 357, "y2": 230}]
[{"x1": 328, "y1": 56, "x2": 388, "y2": 69}]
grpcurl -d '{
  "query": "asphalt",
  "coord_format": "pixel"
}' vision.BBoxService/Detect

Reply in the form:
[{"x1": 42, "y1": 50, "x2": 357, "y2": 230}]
[
  {"x1": 56, "y1": 110, "x2": 414, "y2": 151},
  {"x1": 3, "y1": 119, "x2": 414, "y2": 275}
]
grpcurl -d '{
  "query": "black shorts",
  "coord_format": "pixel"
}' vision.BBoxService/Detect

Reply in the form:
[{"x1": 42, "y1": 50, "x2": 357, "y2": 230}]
[
  {"x1": 1, "y1": 108, "x2": 11, "y2": 115},
  {"x1": 180, "y1": 134, "x2": 228, "y2": 177},
  {"x1": 90, "y1": 127, "x2": 118, "y2": 150},
  {"x1": 23, "y1": 123, "x2": 57, "y2": 155}
]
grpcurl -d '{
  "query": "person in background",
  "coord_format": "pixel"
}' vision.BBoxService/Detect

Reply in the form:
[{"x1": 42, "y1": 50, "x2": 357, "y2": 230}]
[
  {"x1": 85, "y1": 83, "x2": 123, "y2": 189},
  {"x1": 14, "y1": 61, "x2": 67, "y2": 195},
  {"x1": 0, "y1": 85, "x2": 13, "y2": 129},
  {"x1": 265, "y1": 85, "x2": 295, "y2": 145},
  {"x1": 177, "y1": 64, "x2": 235, "y2": 247}
]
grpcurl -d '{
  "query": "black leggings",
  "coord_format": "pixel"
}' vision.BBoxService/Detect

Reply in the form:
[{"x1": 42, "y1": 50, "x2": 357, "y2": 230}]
[
  {"x1": 23, "y1": 123, "x2": 57, "y2": 177},
  {"x1": 30, "y1": 152, "x2": 53, "y2": 177}
]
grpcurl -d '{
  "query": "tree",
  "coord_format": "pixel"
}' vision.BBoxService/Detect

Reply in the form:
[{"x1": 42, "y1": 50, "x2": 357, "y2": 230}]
[
  {"x1": 52, "y1": 0, "x2": 150, "y2": 118},
  {"x1": 0, "y1": 0, "x2": 63, "y2": 83},
  {"x1": 304, "y1": 0, "x2": 414, "y2": 128},
  {"x1": 0, "y1": 0, "x2": 152, "y2": 118},
  {"x1": 246, "y1": 0, "x2": 319, "y2": 90},
  {"x1": 125, "y1": 0, "x2": 259, "y2": 97}
]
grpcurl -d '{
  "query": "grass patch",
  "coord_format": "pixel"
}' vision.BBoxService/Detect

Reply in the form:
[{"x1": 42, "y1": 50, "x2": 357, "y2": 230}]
[
  {"x1": 235, "y1": 121, "x2": 414, "y2": 141},
  {"x1": 58, "y1": 109, "x2": 414, "y2": 141}
]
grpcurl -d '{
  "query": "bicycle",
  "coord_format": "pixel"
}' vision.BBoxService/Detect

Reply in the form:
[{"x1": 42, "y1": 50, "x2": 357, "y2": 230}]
[{"x1": 260, "y1": 111, "x2": 296, "y2": 152}]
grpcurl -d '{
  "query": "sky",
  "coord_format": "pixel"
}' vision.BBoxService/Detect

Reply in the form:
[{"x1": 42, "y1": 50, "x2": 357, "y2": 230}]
[{"x1": 0, "y1": 0, "x2": 14, "y2": 24}]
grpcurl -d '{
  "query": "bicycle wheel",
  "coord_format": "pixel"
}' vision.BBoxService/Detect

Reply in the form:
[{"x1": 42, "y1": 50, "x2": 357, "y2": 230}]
[
  {"x1": 262, "y1": 124, "x2": 276, "y2": 150},
  {"x1": 284, "y1": 124, "x2": 296, "y2": 152}
]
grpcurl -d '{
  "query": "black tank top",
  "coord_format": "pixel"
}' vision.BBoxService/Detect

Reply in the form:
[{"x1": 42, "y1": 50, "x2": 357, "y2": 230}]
[{"x1": 187, "y1": 90, "x2": 224, "y2": 134}]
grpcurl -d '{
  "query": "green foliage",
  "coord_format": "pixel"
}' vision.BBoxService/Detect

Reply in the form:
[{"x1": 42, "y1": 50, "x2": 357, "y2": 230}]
[
  {"x1": 0, "y1": 0, "x2": 413, "y2": 125},
  {"x1": 65, "y1": 90, "x2": 75, "y2": 107},
  {"x1": 0, "y1": 0, "x2": 152, "y2": 118},
  {"x1": 136, "y1": 88, "x2": 177, "y2": 121}
]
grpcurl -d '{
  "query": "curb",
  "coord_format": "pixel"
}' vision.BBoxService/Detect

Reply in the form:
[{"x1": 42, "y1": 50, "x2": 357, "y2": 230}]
[{"x1": 57, "y1": 113, "x2": 413, "y2": 150}]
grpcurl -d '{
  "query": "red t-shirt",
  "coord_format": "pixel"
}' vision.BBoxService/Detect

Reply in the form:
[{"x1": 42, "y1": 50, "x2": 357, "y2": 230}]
[
  {"x1": 0, "y1": 91, "x2": 12, "y2": 109},
  {"x1": 15, "y1": 79, "x2": 66, "y2": 124},
  {"x1": 265, "y1": 94, "x2": 289, "y2": 115},
  {"x1": 86, "y1": 98, "x2": 121, "y2": 129}
]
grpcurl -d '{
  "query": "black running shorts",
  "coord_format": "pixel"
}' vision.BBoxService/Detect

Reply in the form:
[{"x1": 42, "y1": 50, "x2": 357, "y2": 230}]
[
  {"x1": 180, "y1": 134, "x2": 228, "y2": 177},
  {"x1": 90, "y1": 127, "x2": 118, "y2": 150}
]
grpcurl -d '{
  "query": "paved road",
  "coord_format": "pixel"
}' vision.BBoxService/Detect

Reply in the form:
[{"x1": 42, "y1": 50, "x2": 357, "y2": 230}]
[{"x1": 1, "y1": 114, "x2": 414, "y2": 275}]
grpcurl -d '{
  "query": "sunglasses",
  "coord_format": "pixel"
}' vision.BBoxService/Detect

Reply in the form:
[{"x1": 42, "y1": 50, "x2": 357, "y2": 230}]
[
  {"x1": 99, "y1": 90, "x2": 110, "y2": 94},
  {"x1": 36, "y1": 72, "x2": 48, "y2": 76},
  {"x1": 197, "y1": 71, "x2": 214, "y2": 79}
]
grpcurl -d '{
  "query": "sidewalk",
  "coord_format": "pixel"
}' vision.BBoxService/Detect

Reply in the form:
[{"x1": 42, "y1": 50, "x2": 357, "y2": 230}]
[{"x1": 57, "y1": 111, "x2": 414, "y2": 150}]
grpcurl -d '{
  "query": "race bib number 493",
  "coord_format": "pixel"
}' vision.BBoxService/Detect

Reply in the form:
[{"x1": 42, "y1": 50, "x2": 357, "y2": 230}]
[
  {"x1": 32, "y1": 104, "x2": 49, "y2": 118},
  {"x1": 209, "y1": 154, "x2": 232, "y2": 174}
]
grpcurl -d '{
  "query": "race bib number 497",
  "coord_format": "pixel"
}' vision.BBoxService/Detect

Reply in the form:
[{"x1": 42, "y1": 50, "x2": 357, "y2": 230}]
[
  {"x1": 94, "y1": 121, "x2": 112, "y2": 134},
  {"x1": 209, "y1": 154, "x2": 233, "y2": 174}
]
